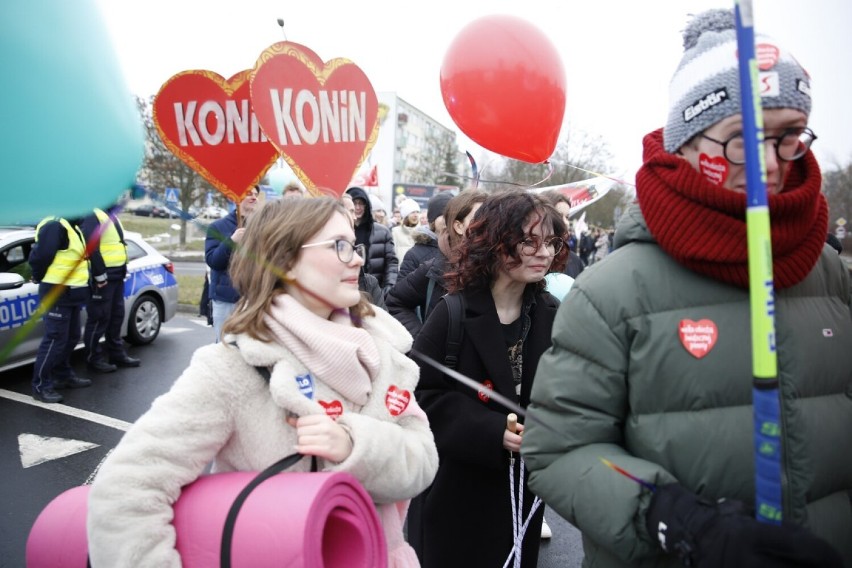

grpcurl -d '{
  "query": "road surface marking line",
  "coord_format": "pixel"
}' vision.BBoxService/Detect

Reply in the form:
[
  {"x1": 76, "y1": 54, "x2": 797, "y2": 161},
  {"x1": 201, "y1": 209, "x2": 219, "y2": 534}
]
[{"x1": 0, "y1": 388, "x2": 132, "y2": 431}]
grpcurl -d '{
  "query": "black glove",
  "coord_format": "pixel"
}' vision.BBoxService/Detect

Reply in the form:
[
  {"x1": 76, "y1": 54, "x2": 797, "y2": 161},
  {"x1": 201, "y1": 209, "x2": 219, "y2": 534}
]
[{"x1": 645, "y1": 483, "x2": 843, "y2": 567}]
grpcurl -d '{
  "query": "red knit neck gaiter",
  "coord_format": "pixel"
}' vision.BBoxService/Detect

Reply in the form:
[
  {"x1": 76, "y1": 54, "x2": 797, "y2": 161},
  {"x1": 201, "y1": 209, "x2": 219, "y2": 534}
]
[{"x1": 635, "y1": 129, "x2": 827, "y2": 290}]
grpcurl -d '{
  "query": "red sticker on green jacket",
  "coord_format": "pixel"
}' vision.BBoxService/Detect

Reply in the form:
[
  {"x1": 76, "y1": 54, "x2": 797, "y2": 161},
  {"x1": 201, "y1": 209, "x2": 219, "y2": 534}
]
[{"x1": 679, "y1": 319, "x2": 717, "y2": 359}]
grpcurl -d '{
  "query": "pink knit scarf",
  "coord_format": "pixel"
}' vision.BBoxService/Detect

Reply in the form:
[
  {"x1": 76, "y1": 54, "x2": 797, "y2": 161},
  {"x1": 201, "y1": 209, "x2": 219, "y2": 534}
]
[{"x1": 264, "y1": 294, "x2": 380, "y2": 405}]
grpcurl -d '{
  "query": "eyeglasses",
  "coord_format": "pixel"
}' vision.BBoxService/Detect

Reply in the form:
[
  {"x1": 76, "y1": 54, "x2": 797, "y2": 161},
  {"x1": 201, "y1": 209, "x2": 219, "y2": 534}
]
[
  {"x1": 518, "y1": 235, "x2": 563, "y2": 256},
  {"x1": 300, "y1": 239, "x2": 366, "y2": 263},
  {"x1": 699, "y1": 127, "x2": 817, "y2": 166}
]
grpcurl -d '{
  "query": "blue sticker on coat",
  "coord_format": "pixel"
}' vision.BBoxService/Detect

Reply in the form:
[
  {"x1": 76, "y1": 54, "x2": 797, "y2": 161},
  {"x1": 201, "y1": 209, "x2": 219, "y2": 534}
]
[{"x1": 296, "y1": 373, "x2": 314, "y2": 399}]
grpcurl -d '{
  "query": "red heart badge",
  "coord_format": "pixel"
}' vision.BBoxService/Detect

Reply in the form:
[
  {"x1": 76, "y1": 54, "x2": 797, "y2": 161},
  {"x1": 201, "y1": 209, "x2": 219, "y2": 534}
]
[
  {"x1": 250, "y1": 42, "x2": 379, "y2": 197},
  {"x1": 385, "y1": 385, "x2": 411, "y2": 417},
  {"x1": 478, "y1": 379, "x2": 494, "y2": 403},
  {"x1": 153, "y1": 70, "x2": 279, "y2": 202},
  {"x1": 678, "y1": 319, "x2": 718, "y2": 359},
  {"x1": 319, "y1": 400, "x2": 344, "y2": 420}
]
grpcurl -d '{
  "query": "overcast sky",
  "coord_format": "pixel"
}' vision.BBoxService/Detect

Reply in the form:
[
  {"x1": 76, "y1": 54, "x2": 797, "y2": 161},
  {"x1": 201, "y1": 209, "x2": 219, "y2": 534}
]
[{"x1": 96, "y1": 0, "x2": 852, "y2": 184}]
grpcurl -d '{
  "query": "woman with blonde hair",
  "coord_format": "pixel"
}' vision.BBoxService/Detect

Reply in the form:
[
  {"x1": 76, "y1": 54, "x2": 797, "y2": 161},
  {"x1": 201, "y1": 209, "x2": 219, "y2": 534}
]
[{"x1": 87, "y1": 197, "x2": 438, "y2": 567}]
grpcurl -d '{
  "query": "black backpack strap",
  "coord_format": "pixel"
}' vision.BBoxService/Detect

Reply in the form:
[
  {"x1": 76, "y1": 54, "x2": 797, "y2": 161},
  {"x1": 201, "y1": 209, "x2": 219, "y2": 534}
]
[
  {"x1": 443, "y1": 293, "x2": 465, "y2": 370},
  {"x1": 422, "y1": 277, "x2": 437, "y2": 321}
]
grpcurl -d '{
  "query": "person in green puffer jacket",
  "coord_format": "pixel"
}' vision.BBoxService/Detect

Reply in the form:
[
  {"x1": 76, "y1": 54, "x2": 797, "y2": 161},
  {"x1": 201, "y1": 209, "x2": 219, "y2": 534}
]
[{"x1": 522, "y1": 8, "x2": 850, "y2": 568}]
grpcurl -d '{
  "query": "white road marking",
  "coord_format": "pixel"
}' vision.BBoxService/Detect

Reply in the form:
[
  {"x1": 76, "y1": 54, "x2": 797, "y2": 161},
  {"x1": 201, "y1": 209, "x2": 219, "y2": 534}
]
[
  {"x1": 158, "y1": 327, "x2": 192, "y2": 335},
  {"x1": 0, "y1": 388, "x2": 132, "y2": 431},
  {"x1": 18, "y1": 433, "x2": 100, "y2": 468}
]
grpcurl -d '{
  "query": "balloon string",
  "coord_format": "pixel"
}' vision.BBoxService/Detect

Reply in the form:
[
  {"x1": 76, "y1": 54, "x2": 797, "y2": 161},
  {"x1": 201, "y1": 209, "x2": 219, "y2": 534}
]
[{"x1": 444, "y1": 154, "x2": 631, "y2": 190}]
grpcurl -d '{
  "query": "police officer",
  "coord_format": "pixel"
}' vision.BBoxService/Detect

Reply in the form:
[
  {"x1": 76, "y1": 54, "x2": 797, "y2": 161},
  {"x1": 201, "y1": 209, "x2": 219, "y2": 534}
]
[
  {"x1": 29, "y1": 215, "x2": 93, "y2": 403},
  {"x1": 80, "y1": 207, "x2": 140, "y2": 373}
]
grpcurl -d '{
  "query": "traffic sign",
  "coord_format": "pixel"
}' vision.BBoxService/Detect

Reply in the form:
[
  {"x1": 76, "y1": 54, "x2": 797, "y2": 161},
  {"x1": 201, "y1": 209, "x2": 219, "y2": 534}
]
[
  {"x1": 836, "y1": 217, "x2": 846, "y2": 227},
  {"x1": 165, "y1": 188, "x2": 179, "y2": 203}
]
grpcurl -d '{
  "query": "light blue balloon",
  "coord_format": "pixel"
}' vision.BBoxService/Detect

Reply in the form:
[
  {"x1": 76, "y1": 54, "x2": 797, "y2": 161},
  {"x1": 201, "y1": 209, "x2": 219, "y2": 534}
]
[
  {"x1": 266, "y1": 165, "x2": 294, "y2": 194},
  {"x1": 545, "y1": 272, "x2": 574, "y2": 301},
  {"x1": 0, "y1": 0, "x2": 143, "y2": 225}
]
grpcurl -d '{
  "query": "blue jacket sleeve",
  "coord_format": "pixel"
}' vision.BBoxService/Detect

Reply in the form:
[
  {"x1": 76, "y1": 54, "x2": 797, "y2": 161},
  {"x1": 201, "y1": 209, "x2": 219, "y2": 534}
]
[{"x1": 205, "y1": 218, "x2": 235, "y2": 271}]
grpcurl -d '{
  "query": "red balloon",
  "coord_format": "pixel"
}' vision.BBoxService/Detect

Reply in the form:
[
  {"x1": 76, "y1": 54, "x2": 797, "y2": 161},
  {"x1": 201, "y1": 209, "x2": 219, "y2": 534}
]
[{"x1": 440, "y1": 15, "x2": 566, "y2": 163}]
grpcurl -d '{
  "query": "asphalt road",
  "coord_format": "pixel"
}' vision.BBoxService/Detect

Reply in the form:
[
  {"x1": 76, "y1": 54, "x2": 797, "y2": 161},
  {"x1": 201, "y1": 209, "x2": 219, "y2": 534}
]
[{"x1": 0, "y1": 314, "x2": 584, "y2": 567}]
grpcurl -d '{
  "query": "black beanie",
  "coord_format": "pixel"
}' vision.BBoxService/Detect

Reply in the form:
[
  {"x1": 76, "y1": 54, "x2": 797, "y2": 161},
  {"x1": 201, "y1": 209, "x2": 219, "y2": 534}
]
[{"x1": 427, "y1": 192, "x2": 453, "y2": 224}]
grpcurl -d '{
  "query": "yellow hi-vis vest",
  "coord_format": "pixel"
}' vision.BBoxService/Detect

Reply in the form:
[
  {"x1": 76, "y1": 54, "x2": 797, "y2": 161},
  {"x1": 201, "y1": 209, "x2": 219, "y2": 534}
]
[
  {"x1": 93, "y1": 208, "x2": 127, "y2": 267},
  {"x1": 35, "y1": 217, "x2": 89, "y2": 287}
]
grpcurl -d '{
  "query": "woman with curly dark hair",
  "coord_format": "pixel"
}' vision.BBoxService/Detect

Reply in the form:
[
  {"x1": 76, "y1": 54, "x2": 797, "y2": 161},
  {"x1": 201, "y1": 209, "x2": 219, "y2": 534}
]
[{"x1": 408, "y1": 189, "x2": 567, "y2": 568}]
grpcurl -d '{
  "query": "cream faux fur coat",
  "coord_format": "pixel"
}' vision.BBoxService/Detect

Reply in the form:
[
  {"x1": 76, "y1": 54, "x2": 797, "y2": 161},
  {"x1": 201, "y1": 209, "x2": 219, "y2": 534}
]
[{"x1": 87, "y1": 307, "x2": 438, "y2": 567}]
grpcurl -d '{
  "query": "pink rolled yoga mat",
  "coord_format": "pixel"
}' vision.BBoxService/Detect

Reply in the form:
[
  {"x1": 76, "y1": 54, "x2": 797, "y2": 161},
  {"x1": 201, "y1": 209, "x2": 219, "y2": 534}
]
[{"x1": 27, "y1": 471, "x2": 387, "y2": 567}]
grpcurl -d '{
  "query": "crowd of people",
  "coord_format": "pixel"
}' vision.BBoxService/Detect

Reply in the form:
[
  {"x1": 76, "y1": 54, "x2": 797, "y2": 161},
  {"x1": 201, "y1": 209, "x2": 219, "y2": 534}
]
[{"x1": 25, "y1": 7, "x2": 851, "y2": 567}]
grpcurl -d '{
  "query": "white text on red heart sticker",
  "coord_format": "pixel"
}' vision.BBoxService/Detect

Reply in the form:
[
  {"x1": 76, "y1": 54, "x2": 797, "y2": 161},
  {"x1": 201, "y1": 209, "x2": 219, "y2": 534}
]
[
  {"x1": 385, "y1": 385, "x2": 411, "y2": 417},
  {"x1": 679, "y1": 319, "x2": 718, "y2": 359}
]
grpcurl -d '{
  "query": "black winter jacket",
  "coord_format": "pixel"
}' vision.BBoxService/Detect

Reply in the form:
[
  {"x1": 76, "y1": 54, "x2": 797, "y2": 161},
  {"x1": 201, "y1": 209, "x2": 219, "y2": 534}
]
[
  {"x1": 386, "y1": 256, "x2": 446, "y2": 338},
  {"x1": 410, "y1": 285, "x2": 559, "y2": 568},
  {"x1": 399, "y1": 228, "x2": 440, "y2": 279},
  {"x1": 347, "y1": 187, "x2": 398, "y2": 292}
]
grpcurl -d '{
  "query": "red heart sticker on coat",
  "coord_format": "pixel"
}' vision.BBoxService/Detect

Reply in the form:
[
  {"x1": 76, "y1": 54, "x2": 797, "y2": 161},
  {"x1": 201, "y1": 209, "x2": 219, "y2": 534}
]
[
  {"x1": 478, "y1": 379, "x2": 494, "y2": 403},
  {"x1": 250, "y1": 41, "x2": 379, "y2": 197},
  {"x1": 385, "y1": 385, "x2": 411, "y2": 417},
  {"x1": 679, "y1": 319, "x2": 718, "y2": 359},
  {"x1": 153, "y1": 69, "x2": 279, "y2": 202},
  {"x1": 319, "y1": 400, "x2": 343, "y2": 420}
]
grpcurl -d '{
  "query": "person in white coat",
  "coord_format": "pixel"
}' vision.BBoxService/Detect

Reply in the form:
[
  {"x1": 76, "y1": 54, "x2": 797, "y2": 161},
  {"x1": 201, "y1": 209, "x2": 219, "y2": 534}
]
[{"x1": 87, "y1": 197, "x2": 439, "y2": 567}]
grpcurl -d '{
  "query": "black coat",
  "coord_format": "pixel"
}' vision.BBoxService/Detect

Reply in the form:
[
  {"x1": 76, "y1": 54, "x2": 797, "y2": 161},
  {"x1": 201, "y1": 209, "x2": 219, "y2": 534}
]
[
  {"x1": 386, "y1": 256, "x2": 446, "y2": 338},
  {"x1": 399, "y1": 230, "x2": 440, "y2": 279},
  {"x1": 410, "y1": 285, "x2": 558, "y2": 568},
  {"x1": 563, "y1": 250, "x2": 585, "y2": 279},
  {"x1": 347, "y1": 186, "x2": 399, "y2": 292}
]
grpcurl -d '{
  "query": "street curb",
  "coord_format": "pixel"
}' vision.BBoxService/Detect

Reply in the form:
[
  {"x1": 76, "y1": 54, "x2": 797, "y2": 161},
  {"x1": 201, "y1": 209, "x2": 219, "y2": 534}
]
[{"x1": 178, "y1": 303, "x2": 199, "y2": 314}]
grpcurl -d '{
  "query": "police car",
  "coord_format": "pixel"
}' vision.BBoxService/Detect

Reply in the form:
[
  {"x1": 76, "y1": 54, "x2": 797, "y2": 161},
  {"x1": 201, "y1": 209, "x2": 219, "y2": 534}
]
[{"x1": 0, "y1": 227, "x2": 178, "y2": 373}]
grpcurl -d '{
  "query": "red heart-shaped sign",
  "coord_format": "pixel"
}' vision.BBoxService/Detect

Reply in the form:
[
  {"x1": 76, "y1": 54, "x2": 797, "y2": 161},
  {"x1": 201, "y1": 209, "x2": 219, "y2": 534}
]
[
  {"x1": 678, "y1": 319, "x2": 718, "y2": 359},
  {"x1": 385, "y1": 385, "x2": 411, "y2": 417},
  {"x1": 319, "y1": 399, "x2": 344, "y2": 420},
  {"x1": 153, "y1": 69, "x2": 279, "y2": 202},
  {"x1": 250, "y1": 42, "x2": 379, "y2": 198}
]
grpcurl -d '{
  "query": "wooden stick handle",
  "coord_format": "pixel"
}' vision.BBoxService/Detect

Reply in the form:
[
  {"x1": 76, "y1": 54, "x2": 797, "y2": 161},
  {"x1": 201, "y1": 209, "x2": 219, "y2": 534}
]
[{"x1": 506, "y1": 413, "x2": 518, "y2": 433}]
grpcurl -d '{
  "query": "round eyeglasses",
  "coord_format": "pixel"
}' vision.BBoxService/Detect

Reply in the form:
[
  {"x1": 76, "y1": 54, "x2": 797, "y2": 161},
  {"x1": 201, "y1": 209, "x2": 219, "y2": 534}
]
[
  {"x1": 301, "y1": 239, "x2": 366, "y2": 263},
  {"x1": 518, "y1": 235, "x2": 563, "y2": 256},
  {"x1": 699, "y1": 127, "x2": 817, "y2": 166}
]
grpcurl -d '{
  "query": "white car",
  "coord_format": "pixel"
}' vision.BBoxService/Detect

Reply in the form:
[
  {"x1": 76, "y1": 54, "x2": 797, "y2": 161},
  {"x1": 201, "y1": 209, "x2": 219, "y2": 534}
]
[
  {"x1": 201, "y1": 206, "x2": 229, "y2": 219},
  {"x1": 0, "y1": 227, "x2": 179, "y2": 373}
]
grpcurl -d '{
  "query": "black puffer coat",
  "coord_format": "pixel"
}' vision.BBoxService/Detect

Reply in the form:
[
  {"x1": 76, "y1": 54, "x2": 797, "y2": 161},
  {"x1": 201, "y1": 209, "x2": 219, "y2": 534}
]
[{"x1": 347, "y1": 186, "x2": 398, "y2": 292}]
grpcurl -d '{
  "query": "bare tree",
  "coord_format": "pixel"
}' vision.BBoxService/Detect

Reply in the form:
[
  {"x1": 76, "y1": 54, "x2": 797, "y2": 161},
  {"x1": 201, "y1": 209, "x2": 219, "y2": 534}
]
[
  {"x1": 136, "y1": 96, "x2": 213, "y2": 245},
  {"x1": 476, "y1": 124, "x2": 618, "y2": 194},
  {"x1": 401, "y1": 125, "x2": 459, "y2": 186}
]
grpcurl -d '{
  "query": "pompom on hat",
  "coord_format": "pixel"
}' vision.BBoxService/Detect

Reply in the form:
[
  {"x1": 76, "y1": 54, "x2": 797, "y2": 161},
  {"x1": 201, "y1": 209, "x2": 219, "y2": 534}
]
[{"x1": 663, "y1": 8, "x2": 812, "y2": 153}]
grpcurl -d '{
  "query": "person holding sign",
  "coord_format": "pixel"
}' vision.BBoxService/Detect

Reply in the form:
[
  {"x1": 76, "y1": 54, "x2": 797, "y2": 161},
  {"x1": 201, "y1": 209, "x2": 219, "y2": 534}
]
[
  {"x1": 87, "y1": 197, "x2": 438, "y2": 567},
  {"x1": 522, "y1": 9, "x2": 850, "y2": 567},
  {"x1": 205, "y1": 186, "x2": 261, "y2": 341}
]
